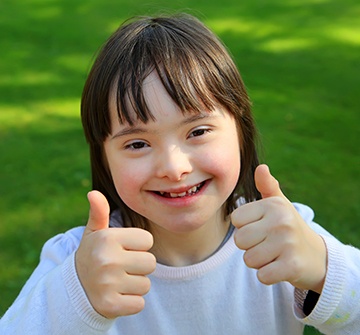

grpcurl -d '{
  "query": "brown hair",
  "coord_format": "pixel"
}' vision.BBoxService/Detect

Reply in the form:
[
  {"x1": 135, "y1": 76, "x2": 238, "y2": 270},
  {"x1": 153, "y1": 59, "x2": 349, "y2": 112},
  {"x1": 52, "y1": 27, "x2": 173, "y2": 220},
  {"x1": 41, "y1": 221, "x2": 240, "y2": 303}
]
[{"x1": 81, "y1": 13, "x2": 261, "y2": 229}]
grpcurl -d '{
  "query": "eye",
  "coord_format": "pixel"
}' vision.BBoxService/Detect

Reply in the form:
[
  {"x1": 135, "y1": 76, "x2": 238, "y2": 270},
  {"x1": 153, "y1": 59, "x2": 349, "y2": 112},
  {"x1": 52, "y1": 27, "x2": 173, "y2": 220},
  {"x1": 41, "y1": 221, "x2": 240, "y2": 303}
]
[
  {"x1": 189, "y1": 127, "x2": 211, "y2": 138},
  {"x1": 124, "y1": 140, "x2": 149, "y2": 151}
]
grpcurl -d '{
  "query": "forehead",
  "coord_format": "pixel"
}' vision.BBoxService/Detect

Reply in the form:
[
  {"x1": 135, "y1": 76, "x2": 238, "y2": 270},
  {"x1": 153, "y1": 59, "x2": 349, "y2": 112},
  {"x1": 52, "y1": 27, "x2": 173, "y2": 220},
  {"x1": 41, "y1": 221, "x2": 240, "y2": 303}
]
[
  {"x1": 108, "y1": 71, "x2": 173, "y2": 123},
  {"x1": 109, "y1": 70, "x2": 211, "y2": 128}
]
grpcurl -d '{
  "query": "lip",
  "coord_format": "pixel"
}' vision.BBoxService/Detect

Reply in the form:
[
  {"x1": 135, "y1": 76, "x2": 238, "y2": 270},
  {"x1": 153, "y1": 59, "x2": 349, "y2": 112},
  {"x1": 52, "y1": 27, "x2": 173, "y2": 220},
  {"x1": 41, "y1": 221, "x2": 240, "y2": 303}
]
[{"x1": 149, "y1": 180, "x2": 209, "y2": 205}]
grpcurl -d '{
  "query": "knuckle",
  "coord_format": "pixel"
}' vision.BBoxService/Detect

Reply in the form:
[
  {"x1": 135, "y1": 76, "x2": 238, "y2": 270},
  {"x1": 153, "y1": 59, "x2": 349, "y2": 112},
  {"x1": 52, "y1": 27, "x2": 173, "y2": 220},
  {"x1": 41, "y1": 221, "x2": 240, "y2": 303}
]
[
  {"x1": 267, "y1": 195, "x2": 286, "y2": 207},
  {"x1": 96, "y1": 295, "x2": 119, "y2": 319},
  {"x1": 96, "y1": 294, "x2": 146, "y2": 318},
  {"x1": 234, "y1": 231, "x2": 242, "y2": 248},
  {"x1": 133, "y1": 227, "x2": 153, "y2": 244},
  {"x1": 134, "y1": 252, "x2": 156, "y2": 274},
  {"x1": 146, "y1": 253, "x2": 157, "y2": 270},
  {"x1": 131, "y1": 297, "x2": 146, "y2": 314},
  {"x1": 95, "y1": 229, "x2": 113, "y2": 243},
  {"x1": 139, "y1": 276, "x2": 152, "y2": 294},
  {"x1": 146, "y1": 229, "x2": 154, "y2": 243},
  {"x1": 257, "y1": 269, "x2": 273, "y2": 286},
  {"x1": 280, "y1": 213, "x2": 295, "y2": 228},
  {"x1": 271, "y1": 215, "x2": 296, "y2": 237},
  {"x1": 119, "y1": 295, "x2": 146, "y2": 316},
  {"x1": 93, "y1": 252, "x2": 122, "y2": 270},
  {"x1": 286, "y1": 256, "x2": 304, "y2": 280},
  {"x1": 243, "y1": 250, "x2": 258, "y2": 269}
]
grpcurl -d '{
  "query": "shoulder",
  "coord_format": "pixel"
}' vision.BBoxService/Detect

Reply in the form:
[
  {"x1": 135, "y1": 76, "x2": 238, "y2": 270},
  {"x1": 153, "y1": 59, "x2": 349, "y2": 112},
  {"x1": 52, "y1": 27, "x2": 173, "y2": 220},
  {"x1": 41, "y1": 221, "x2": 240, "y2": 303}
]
[
  {"x1": 292, "y1": 202, "x2": 335, "y2": 237},
  {"x1": 40, "y1": 226, "x2": 85, "y2": 264}
]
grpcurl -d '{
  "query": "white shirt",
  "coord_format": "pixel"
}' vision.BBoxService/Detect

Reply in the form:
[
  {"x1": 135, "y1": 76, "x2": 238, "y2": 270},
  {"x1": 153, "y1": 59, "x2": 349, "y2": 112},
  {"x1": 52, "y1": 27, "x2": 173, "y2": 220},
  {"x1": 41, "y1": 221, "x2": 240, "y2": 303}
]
[{"x1": 1, "y1": 203, "x2": 359, "y2": 334}]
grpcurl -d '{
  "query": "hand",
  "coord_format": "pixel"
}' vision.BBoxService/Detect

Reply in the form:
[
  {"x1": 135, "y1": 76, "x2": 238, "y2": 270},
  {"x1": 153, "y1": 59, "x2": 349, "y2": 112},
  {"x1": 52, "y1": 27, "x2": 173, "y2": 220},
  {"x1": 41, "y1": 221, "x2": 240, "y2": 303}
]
[
  {"x1": 75, "y1": 191, "x2": 156, "y2": 319},
  {"x1": 232, "y1": 165, "x2": 327, "y2": 293}
]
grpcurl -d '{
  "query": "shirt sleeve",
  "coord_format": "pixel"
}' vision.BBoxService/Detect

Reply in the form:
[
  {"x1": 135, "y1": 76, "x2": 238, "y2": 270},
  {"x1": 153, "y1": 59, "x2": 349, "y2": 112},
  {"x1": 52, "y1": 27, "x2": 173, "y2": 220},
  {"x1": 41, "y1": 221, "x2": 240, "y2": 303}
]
[
  {"x1": 292, "y1": 203, "x2": 360, "y2": 334},
  {"x1": 0, "y1": 227, "x2": 115, "y2": 335}
]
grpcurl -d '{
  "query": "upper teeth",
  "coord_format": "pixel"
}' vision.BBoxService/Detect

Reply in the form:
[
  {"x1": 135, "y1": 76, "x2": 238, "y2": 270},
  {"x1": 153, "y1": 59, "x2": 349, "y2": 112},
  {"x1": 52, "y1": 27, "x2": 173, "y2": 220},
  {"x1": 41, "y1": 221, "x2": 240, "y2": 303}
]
[{"x1": 160, "y1": 185, "x2": 200, "y2": 198}]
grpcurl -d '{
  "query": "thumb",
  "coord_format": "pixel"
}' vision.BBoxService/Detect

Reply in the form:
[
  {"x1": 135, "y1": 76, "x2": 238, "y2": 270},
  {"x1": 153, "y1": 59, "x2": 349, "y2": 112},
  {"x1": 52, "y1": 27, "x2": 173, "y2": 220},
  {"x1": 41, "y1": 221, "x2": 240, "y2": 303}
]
[
  {"x1": 255, "y1": 164, "x2": 284, "y2": 199},
  {"x1": 85, "y1": 190, "x2": 110, "y2": 234}
]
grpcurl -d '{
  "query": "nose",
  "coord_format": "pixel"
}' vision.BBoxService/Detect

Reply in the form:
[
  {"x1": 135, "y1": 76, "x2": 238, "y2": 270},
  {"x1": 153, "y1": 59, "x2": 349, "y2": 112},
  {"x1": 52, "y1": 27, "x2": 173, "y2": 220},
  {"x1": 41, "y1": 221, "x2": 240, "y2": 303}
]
[{"x1": 155, "y1": 145, "x2": 192, "y2": 181}]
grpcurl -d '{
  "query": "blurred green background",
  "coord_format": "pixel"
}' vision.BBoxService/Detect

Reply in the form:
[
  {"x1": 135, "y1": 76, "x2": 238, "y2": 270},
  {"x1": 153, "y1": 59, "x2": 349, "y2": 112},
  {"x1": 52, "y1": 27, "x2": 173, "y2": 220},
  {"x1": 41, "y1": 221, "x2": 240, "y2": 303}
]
[{"x1": 0, "y1": 0, "x2": 359, "y2": 333}]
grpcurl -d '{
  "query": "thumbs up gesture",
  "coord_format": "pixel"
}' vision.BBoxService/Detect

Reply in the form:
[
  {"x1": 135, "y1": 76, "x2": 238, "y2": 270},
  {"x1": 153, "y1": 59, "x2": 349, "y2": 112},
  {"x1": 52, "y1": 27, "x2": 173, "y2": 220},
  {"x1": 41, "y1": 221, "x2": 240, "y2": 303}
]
[
  {"x1": 75, "y1": 191, "x2": 156, "y2": 319},
  {"x1": 232, "y1": 165, "x2": 327, "y2": 293}
]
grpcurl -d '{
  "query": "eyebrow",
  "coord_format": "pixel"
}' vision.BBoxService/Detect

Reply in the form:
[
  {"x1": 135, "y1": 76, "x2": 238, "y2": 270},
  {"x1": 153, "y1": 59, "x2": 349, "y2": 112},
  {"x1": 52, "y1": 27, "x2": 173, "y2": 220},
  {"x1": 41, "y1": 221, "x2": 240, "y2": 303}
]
[{"x1": 111, "y1": 112, "x2": 215, "y2": 139}]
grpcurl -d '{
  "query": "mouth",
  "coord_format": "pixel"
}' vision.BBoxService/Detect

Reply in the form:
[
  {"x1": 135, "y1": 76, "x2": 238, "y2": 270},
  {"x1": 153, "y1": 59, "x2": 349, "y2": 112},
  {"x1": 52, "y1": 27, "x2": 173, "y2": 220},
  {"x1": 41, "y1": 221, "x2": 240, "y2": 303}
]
[{"x1": 155, "y1": 181, "x2": 206, "y2": 198}]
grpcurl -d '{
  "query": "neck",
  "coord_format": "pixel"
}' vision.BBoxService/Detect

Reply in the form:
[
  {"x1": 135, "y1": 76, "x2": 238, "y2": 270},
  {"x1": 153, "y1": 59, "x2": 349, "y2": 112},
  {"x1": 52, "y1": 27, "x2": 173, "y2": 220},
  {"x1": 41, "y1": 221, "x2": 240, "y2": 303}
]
[{"x1": 150, "y1": 218, "x2": 231, "y2": 267}]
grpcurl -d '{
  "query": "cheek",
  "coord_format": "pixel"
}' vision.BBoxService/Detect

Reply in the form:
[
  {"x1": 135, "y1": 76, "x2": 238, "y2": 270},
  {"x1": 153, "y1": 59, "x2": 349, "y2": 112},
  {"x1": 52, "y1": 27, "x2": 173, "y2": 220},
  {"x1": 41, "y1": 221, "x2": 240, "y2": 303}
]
[
  {"x1": 113, "y1": 173, "x2": 147, "y2": 216},
  {"x1": 217, "y1": 149, "x2": 241, "y2": 184},
  {"x1": 204, "y1": 137, "x2": 241, "y2": 190},
  {"x1": 113, "y1": 167, "x2": 142, "y2": 201},
  {"x1": 106, "y1": 154, "x2": 145, "y2": 209}
]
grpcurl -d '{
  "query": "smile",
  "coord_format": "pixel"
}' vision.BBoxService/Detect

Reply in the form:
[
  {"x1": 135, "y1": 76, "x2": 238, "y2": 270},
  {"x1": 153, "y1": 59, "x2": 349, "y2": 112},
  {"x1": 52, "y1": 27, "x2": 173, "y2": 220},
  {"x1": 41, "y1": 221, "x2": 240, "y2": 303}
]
[{"x1": 157, "y1": 182, "x2": 205, "y2": 198}]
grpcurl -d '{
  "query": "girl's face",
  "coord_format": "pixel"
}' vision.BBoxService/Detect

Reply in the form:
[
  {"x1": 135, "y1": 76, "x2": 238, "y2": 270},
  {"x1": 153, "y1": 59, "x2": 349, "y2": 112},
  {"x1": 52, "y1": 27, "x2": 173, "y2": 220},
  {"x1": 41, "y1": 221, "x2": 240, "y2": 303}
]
[{"x1": 104, "y1": 71, "x2": 241, "y2": 235}]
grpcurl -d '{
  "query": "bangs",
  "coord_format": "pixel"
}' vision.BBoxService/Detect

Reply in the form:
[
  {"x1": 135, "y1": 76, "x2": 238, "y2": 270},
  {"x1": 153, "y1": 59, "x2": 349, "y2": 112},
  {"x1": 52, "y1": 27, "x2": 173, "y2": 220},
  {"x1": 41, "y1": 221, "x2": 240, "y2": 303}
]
[{"x1": 112, "y1": 14, "x2": 244, "y2": 125}]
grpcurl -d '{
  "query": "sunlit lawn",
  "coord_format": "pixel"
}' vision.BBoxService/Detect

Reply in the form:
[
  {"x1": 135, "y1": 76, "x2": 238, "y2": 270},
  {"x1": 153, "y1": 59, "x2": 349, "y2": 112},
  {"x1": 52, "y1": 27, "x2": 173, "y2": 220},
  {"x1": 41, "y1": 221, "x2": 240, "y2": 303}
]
[{"x1": 1, "y1": 1, "x2": 359, "y2": 334}]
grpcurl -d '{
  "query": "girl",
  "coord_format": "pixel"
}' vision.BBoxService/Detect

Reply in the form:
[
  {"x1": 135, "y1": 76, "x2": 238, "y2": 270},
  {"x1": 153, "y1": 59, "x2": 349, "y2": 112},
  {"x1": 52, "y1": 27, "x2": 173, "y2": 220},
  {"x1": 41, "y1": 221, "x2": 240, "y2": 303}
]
[{"x1": 1, "y1": 13, "x2": 359, "y2": 335}]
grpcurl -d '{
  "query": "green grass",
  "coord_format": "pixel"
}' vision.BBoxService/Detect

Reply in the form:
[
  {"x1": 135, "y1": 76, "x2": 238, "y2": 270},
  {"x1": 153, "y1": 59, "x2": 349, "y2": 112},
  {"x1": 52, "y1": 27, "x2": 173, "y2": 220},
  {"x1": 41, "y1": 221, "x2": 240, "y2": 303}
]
[{"x1": 0, "y1": 1, "x2": 359, "y2": 334}]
